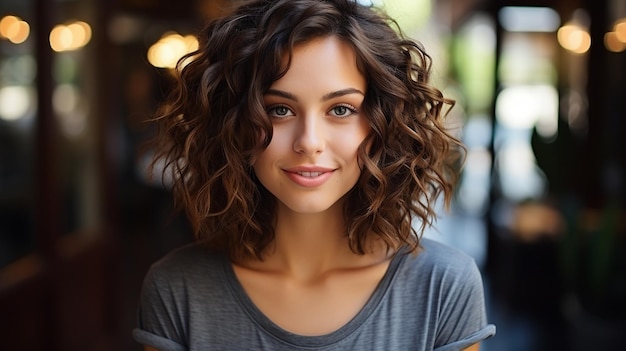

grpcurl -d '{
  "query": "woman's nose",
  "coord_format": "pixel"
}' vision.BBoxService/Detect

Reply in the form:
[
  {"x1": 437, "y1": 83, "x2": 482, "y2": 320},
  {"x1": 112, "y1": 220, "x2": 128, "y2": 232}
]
[{"x1": 293, "y1": 114, "x2": 325, "y2": 156}]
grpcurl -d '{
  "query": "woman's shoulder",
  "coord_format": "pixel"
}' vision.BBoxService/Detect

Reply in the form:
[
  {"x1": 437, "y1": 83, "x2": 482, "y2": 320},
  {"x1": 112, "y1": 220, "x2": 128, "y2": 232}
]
[
  {"x1": 146, "y1": 241, "x2": 227, "y2": 284},
  {"x1": 399, "y1": 238, "x2": 482, "y2": 285},
  {"x1": 415, "y1": 237, "x2": 476, "y2": 265}
]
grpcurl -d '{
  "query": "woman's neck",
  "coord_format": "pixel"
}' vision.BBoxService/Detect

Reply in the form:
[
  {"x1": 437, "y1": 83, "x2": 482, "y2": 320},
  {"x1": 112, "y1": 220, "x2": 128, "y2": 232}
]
[
  {"x1": 252, "y1": 202, "x2": 388, "y2": 283},
  {"x1": 271, "y1": 205, "x2": 345, "y2": 278}
]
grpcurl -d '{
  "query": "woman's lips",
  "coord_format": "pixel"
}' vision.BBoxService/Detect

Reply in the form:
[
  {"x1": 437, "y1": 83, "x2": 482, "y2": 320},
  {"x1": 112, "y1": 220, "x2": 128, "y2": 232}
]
[
  {"x1": 295, "y1": 171, "x2": 324, "y2": 177},
  {"x1": 283, "y1": 167, "x2": 335, "y2": 187}
]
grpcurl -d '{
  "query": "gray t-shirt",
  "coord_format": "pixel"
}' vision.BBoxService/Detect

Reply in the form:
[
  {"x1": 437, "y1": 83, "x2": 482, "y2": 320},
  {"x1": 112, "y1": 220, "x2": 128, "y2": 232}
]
[{"x1": 133, "y1": 238, "x2": 495, "y2": 350}]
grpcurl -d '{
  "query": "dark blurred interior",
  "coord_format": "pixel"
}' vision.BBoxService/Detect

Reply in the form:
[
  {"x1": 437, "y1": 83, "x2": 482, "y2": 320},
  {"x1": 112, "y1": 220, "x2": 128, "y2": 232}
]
[{"x1": 0, "y1": 0, "x2": 625, "y2": 350}]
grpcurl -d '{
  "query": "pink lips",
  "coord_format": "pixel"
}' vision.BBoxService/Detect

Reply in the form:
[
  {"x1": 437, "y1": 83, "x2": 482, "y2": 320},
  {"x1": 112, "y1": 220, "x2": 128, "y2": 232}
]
[{"x1": 283, "y1": 166, "x2": 335, "y2": 187}]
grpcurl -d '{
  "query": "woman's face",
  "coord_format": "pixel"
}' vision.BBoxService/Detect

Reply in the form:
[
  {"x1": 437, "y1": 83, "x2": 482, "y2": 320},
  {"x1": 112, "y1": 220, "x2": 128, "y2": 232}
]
[{"x1": 253, "y1": 36, "x2": 370, "y2": 216}]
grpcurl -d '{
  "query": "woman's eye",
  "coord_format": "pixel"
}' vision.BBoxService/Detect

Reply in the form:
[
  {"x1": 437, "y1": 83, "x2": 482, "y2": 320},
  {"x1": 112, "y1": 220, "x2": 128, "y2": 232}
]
[
  {"x1": 267, "y1": 105, "x2": 294, "y2": 117},
  {"x1": 330, "y1": 104, "x2": 356, "y2": 118}
]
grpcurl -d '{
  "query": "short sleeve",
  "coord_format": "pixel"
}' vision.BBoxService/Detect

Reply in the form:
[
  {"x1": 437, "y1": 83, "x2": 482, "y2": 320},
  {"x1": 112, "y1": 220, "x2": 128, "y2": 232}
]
[
  {"x1": 434, "y1": 258, "x2": 496, "y2": 350},
  {"x1": 133, "y1": 266, "x2": 189, "y2": 351}
]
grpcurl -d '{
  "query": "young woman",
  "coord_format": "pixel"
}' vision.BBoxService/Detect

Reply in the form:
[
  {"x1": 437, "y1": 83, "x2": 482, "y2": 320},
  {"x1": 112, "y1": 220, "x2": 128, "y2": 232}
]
[{"x1": 133, "y1": 0, "x2": 495, "y2": 350}]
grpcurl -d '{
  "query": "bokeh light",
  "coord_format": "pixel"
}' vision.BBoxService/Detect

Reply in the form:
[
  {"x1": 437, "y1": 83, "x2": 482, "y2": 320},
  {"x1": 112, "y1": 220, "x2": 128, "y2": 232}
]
[
  {"x1": 557, "y1": 24, "x2": 591, "y2": 54},
  {"x1": 496, "y1": 85, "x2": 558, "y2": 139},
  {"x1": 605, "y1": 19, "x2": 626, "y2": 53},
  {"x1": 49, "y1": 21, "x2": 92, "y2": 52},
  {"x1": 0, "y1": 15, "x2": 30, "y2": 44},
  {"x1": 0, "y1": 86, "x2": 32, "y2": 121},
  {"x1": 147, "y1": 33, "x2": 199, "y2": 69},
  {"x1": 615, "y1": 19, "x2": 626, "y2": 43},
  {"x1": 604, "y1": 31, "x2": 626, "y2": 53},
  {"x1": 499, "y1": 7, "x2": 560, "y2": 33}
]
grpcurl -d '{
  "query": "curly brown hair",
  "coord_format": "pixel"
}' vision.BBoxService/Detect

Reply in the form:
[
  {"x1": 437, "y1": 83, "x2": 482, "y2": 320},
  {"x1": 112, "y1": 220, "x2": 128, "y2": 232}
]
[{"x1": 151, "y1": 0, "x2": 464, "y2": 260}]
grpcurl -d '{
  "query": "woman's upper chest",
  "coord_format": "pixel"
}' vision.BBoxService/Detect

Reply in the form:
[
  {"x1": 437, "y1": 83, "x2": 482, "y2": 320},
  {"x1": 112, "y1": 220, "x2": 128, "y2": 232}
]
[{"x1": 231, "y1": 258, "x2": 391, "y2": 336}]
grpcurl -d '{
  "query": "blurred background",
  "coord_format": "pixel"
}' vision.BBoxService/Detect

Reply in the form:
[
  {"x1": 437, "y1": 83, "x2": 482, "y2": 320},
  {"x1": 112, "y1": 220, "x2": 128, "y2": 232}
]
[{"x1": 0, "y1": 0, "x2": 624, "y2": 350}]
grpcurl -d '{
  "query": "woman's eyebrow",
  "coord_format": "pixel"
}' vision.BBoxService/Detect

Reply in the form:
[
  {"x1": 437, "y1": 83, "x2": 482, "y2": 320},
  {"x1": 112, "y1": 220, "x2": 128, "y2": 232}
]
[
  {"x1": 265, "y1": 89, "x2": 298, "y2": 102},
  {"x1": 264, "y1": 88, "x2": 365, "y2": 103},
  {"x1": 322, "y1": 88, "x2": 364, "y2": 101}
]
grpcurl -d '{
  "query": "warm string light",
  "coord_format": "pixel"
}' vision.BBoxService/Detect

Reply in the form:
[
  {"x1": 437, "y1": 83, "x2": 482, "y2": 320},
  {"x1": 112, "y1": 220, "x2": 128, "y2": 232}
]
[
  {"x1": 605, "y1": 19, "x2": 626, "y2": 53},
  {"x1": 147, "y1": 32, "x2": 199, "y2": 69},
  {"x1": 557, "y1": 15, "x2": 626, "y2": 54},
  {"x1": 0, "y1": 15, "x2": 30, "y2": 44},
  {"x1": 615, "y1": 20, "x2": 626, "y2": 42},
  {"x1": 1, "y1": 15, "x2": 94, "y2": 51},
  {"x1": 557, "y1": 23, "x2": 591, "y2": 54},
  {"x1": 49, "y1": 21, "x2": 92, "y2": 52}
]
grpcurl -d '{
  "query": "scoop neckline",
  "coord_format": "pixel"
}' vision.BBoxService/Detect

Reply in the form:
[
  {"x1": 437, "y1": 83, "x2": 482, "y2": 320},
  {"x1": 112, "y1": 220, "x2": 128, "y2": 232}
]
[{"x1": 221, "y1": 249, "x2": 409, "y2": 348}]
